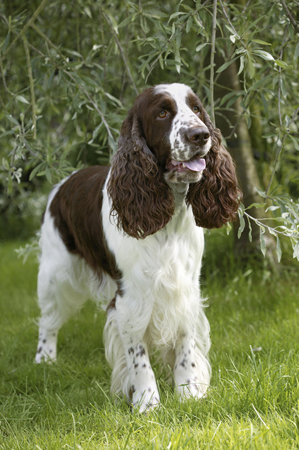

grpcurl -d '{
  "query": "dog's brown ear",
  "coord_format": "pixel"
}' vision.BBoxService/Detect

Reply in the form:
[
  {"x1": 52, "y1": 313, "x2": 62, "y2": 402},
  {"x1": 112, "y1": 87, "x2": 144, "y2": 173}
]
[
  {"x1": 108, "y1": 110, "x2": 175, "y2": 239},
  {"x1": 187, "y1": 109, "x2": 242, "y2": 228}
]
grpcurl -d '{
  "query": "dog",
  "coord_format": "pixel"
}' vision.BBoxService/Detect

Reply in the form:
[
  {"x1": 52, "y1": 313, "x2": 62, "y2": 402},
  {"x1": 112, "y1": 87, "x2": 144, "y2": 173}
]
[{"x1": 35, "y1": 83, "x2": 240, "y2": 412}]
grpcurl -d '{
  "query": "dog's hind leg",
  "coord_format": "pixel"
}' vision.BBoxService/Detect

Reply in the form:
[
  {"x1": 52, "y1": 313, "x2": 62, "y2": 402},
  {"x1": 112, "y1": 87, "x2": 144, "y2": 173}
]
[
  {"x1": 35, "y1": 263, "x2": 63, "y2": 363},
  {"x1": 35, "y1": 210, "x2": 89, "y2": 363}
]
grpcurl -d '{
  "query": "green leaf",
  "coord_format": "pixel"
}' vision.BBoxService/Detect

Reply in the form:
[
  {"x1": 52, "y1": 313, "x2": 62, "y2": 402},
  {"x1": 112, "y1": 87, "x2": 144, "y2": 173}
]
[
  {"x1": 144, "y1": 11, "x2": 168, "y2": 19},
  {"x1": 195, "y1": 43, "x2": 208, "y2": 52},
  {"x1": 238, "y1": 203, "x2": 245, "y2": 215},
  {"x1": 248, "y1": 74, "x2": 272, "y2": 93},
  {"x1": 227, "y1": 94, "x2": 241, "y2": 109},
  {"x1": 281, "y1": 76, "x2": 287, "y2": 98},
  {"x1": 289, "y1": 135, "x2": 299, "y2": 150},
  {"x1": 140, "y1": 17, "x2": 149, "y2": 34},
  {"x1": 168, "y1": 12, "x2": 185, "y2": 22},
  {"x1": 29, "y1": 163, "x2": 45, "y2": 181},
  {"x1": 247, "y1": 58, "x2": 255, "y2": 79},
  {"x1": 118, "y1": 14, "x2": 136, "y2": 28},
  {"x1": 255, "y1": 187, "x2": 267, "y2": 198},
  {"x1": 293, "y1": 242, "x2": 299, "y2": 261},
  {"x1": 16, "y1": 95, "x2": 29, "y2": 104},
  {"x1": 3, "y1": 31, "x2": 10, "y2": 52},
  {"x1": 237, "y1": 56, "x2": 245, "y2": 75},
  {"x1": 266, "y1": 205, "x2": 280, "y2": 212},
  {"x1": 105, "y1": 92, "x2": 122, "y2": 107},
  {"x1": 245, "y1": 203, "x2": 266, "y2": 210},
  {"x1": 0, "y1": 129, "x2": 15, "y2": 138},
  {"x1": 104, "y1": 11, "x2": 119, "y2": 34},
  {"x1": 224, "y1": 24, "x2": 238, "y2": 37},
  {"x1": 247, "y1": 215, "x2": 252, "y2": 242},
  {"x1": 216, "y1": 57, "x2": 239, "y2": 73},
  {"x1": 274, "y1": 60, "x2": 288, "y2": 69},
  {"x1": 294, "y1": 42, "x2": 299, "y2": 60},
  {"x1": 159, "y1": 55, "x2": 164, "y2": 70},
  {"x1": 83, "y1": 6, "x2": 92, "y2": 18},
  {"x1": 193, "y1": 14, "x2": 204, "y2": 29},
  {"x1": 226, "y1": 222, "x2": 232, "y2": 235},
  {"x1": 237, "y1": 207, "x2": 245, "y2": 239},
  {"x1": 108, "y1": 135, "x2": 117, "y2": 153},
  {"x1": 6, "y1": 115, "x2": 19, "y2": 126},
  {"x1": 251, "y1": 39, "x2": 272, "y2": 46},
  {"x1": 45, "y1": 166, "x2": 52, "y2": 184},
  {"x1": 261, "y1": 93, "x2": 268, "y2": 118},
  {"x1": 252, "y1": 50, "x2": 274, "y2": 61},
  {"x1": 260, "y1": 228, "x2": 266, "y2": 257},
  {"x1": 1, "y1": 157, "x2": 10, "y2": 170},
  {"x1": 220, "y1": 90, "x2": 244, "y2": 106},
  {"x1": 186, "y1": 16, "x2": 193, "y2": 33},
  {"x1": 276, "y1": 236, "x2": 282, "y2": 263},
  {"x1": 238, "y1": 214, "x2": 245, "y2": 239},
  {"x1": 89, "y1": 123, "x2": 104, "y2": 143},
  {"x1": 268, "y1": 228, "x2": 277, "y2": 238},
  {"x1": 64, "y1": 49, "x2": 83, "y2": 58}
]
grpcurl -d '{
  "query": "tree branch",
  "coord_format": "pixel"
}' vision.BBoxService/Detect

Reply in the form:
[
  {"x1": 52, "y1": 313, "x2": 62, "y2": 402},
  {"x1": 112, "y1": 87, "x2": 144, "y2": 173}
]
[
  {"x1": 219, "y1": 0, "x2": 247, "y2": 48},
  {"x1": 145, "y1": 1, "x2": 210, "y2": 83},
  {"x1": 0, "y1": 53, "x2": 12, "y2": 96},
  {"x1": 278, "y1": 26, "x2": 289, "y2": 128},
  {"x1": 266, "y1": 105, "x2": 299, "y2": 196},
  {"x1": 21, "y1": 34, "x2": 37, "y2": 139},
  {"x1": 2, "y1": 0, "x2": 49, "y2": 57},
  {"x1": 281, "y1": 0, "x2": 299, "y2": 34},
  {"x1": 30, "y1": 23, "x2": 113, "y2": 141},
  {"x1": 226, "y1": 67, "x2": 272, "y2": 139},
  {"x1": 102, "y1": 11, "x2": 139, "y2": 96},
  {"x1": 242, "y1": 0, "x2": 252, "y2": 14}
]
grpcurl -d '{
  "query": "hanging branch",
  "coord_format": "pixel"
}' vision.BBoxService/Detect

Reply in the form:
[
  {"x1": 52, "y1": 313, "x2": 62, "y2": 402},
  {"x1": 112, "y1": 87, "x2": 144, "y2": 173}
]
[
  {"x1": 242, "y1": 0, "x2": 252, "y2": 14},
  {"x1": 281, "y1": 0, "x2": 299, "y2": 34},
  {"x1": 278, "y1": 26, "x2": 289, "y2": 128},
  {"x1": 210, "y1": 0, "x2": 217, "y2": 125},
  {"x1": 0, "y1": 53, "x2": 12, "y2": 96},
  {"x1": 2, "y1": 0, "x2": 48, "y2": 58},
  {"x1": 102, "y1": 11, "x2": 139, "y2": 96},
  {"x1": 145, "y1": 1, "x2": 210, "y2": 83},
  {"x1": 21, "y1": 34, "x2": 37, "y2": 139},
  {"x1": 266, "y1": 105, "x2": 299, "y2": 196},
  {"x1": 277, "y1": 69, "x2": 283, "y2": 128},
  {"x1": 30, "y1": 23, "x2": 113, "y2": 141},
  {"x1": 219, "y1": 0, "x2": 247, "y2": 49}
]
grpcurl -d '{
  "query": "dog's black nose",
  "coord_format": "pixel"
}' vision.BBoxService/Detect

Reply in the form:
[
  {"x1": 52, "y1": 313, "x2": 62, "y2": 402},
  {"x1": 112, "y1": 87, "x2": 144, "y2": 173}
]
[{"x1": 186, "y1": 127, "x2": 210, "y2": 146}]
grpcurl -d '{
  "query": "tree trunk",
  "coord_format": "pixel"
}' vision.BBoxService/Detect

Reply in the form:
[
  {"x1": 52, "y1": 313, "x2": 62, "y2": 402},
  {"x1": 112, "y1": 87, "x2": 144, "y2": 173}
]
[{"x1": 213, "y1": 54, "x2": 269, "y2": 256}]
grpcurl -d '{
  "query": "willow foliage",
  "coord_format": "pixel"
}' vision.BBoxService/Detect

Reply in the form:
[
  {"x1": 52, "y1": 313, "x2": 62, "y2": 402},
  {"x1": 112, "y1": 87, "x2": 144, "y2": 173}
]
[{"x1": 0, "y1": 0, "x2": 298, "y2": 260}]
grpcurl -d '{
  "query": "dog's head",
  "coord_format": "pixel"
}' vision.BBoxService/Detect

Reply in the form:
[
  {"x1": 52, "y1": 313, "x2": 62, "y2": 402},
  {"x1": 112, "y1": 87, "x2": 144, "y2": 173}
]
[{"x1": 108, "y1": 83, "x2": 241, "y2": 238}]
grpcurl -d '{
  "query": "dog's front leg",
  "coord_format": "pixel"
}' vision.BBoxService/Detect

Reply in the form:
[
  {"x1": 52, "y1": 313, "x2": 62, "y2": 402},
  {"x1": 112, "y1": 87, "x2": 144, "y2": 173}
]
[
  {"x1": 173, "y1": 333, "x2": 211, "y2": 399},
  {"x1": 124, "y1": 339, "x2": 160, "y2": 413},
  {"x1": 115, "y1": 293, "x2": 160, "y2": 413}
]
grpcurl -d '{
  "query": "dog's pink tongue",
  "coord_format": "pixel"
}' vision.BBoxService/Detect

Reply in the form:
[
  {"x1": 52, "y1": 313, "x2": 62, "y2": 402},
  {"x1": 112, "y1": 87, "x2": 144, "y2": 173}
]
[{"x1": 183, "y1": 158, "x2": 206, "y2": 172}]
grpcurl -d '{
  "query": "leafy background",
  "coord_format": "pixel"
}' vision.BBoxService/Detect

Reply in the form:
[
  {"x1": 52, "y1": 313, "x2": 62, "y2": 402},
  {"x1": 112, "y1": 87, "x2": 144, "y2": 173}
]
[{"x1": 0, "y1": 0, "x2": 298, "y2": 262}]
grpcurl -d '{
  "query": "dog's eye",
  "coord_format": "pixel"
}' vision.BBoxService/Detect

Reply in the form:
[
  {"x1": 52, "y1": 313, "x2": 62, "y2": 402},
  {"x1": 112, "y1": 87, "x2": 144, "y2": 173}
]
[
  {"x1": 158, "y1": 110, "x2": 168, "y2": 119},
  {"x1": 193, "y1": 106, "x2": 200, "y2": 113}
]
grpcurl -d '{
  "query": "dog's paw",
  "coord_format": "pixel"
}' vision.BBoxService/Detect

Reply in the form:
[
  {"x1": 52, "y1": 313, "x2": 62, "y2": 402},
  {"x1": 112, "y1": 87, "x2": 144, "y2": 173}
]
[
  {"x1": 175, "y1": 379, "x2": 205, "y2": 400},
  {"x1": 35, "y1": 332, "x2": 57, "y2": 363},
  {"x1": 132, "y1": 388, "x2": 160, "y2": 413}
]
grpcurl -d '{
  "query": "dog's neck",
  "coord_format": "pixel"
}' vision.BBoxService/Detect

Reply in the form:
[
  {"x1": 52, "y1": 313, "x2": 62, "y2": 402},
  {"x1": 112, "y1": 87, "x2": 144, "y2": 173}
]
[{"x1": 167, "y1": 181, "x2": 189, "y2": 209}]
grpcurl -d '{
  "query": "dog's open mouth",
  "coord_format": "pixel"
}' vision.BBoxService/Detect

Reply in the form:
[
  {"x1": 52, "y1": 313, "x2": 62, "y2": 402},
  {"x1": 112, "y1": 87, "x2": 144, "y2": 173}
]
[{"x1": 166, "y1": 156, "x2": 206, "y2": 173}]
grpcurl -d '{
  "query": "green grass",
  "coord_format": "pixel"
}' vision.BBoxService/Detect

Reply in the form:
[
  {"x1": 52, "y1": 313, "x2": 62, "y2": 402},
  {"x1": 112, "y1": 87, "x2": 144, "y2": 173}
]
[{"x1": 0, "y1": 236, "x2": 299, "y2": 449}]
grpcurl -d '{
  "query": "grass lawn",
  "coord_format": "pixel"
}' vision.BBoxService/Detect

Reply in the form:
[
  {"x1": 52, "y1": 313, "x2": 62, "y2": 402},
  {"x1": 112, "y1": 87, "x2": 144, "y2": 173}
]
[{"x1": 0, "y1": 235, "x2": 298, "y2": 449}]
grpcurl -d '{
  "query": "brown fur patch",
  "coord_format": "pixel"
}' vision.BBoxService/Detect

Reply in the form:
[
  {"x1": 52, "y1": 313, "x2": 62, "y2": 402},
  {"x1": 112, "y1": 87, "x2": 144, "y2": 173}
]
[{"x1": 49, "y1": 166, "x2": 122, "y2": 282}]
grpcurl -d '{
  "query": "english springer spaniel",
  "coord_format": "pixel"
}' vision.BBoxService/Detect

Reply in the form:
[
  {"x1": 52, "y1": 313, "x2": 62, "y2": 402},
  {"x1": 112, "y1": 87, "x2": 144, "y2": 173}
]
[{"x1": 35, "y1": 83, "x2": 241, "y2": 412}]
